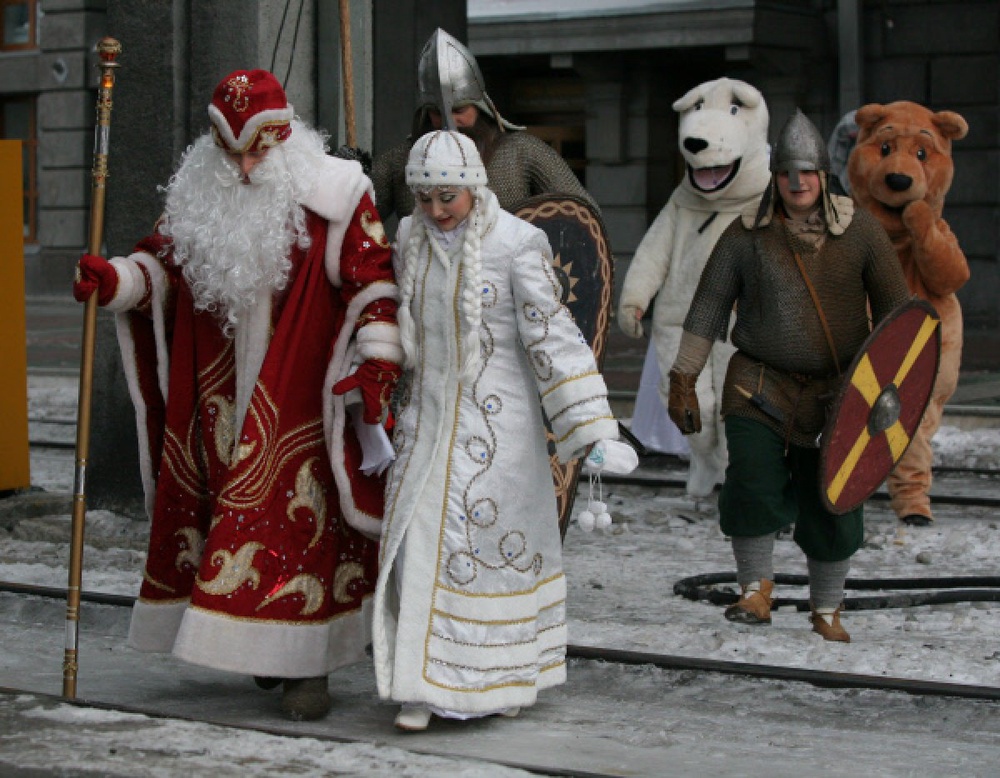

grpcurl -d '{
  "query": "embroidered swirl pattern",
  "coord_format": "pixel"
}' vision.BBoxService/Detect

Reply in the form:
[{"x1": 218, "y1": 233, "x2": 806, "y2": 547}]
[{"x1": 446, "y1": 274, "x2": 543, "y2": 586}]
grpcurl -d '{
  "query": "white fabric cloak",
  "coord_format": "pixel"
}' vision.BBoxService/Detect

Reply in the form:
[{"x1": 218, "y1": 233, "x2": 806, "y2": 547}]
[{"x1": 372, "y1": 204, "x2": 618, "y2": 714}]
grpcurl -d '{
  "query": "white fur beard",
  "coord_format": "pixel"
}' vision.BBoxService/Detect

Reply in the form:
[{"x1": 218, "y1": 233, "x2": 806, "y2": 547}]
[{"x1": 159, "y1": 127, "x2": 326, "y2": 335}]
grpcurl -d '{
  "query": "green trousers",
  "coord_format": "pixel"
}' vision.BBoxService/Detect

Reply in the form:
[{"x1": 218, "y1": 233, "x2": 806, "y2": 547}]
[{"x1": 719, "y1": 415, "x2": 863, "y2": 562}]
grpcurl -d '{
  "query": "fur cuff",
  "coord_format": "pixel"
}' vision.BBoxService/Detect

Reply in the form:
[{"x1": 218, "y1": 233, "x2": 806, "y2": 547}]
[
  {"x1": 107, "y1": 253, "x2": 154, "y2": 312},
  {"x1": 356, "y1": 322, "x2": 404, "y2": 364}
]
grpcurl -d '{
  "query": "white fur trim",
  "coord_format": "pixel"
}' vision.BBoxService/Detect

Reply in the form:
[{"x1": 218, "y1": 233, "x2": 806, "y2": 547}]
[
  {"x1": 207, "y1": 103, "x2": 294, "y2": 152},
  {"x1": 127, "y1": 599, "x2": 187, "y2": 652},
  {"x1": 232, "y1": 296, "x2": 272, "y2": 454},
  {"x1": 106, "y1": 257, "x2": 144, "y2": 311},
  {"x1": 113, "y1": 252, "x2": 170, "y2": 520},
  {"x1": 356, "y1": 321, "x2": 403, "y2": 364},
  {"x1": 323, "y1": 282, "x2": 402, "y2": 538},
  {"x1": 171, "y1": 598, "x2": 371, "y2": 676},
  {"x1": 295, "y1": 154, "x2": 374, "y2": 289},
  {"x1": 555, "y1": 417, "x2": 619, "y2": 464}
]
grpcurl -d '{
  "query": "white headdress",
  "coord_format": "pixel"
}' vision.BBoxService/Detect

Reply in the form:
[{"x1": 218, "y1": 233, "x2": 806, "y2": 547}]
[{"x1": 399, "y1": 131, "x2": 497, "y2": 382}]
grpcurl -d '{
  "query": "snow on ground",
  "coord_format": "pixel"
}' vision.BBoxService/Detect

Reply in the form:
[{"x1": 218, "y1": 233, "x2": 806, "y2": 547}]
[
  {"x1": 7, "y1": 373, "x2": 1000, "y2": 691},
  {"x1": 5, "y1": 373, "x2": 1000, "y2": 776},
  {"x1": 1, "y1": 695, "x2": 533, "y2": 778}
]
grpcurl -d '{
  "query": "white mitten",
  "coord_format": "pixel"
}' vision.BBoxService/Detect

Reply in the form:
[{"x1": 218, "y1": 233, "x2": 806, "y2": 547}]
[
  {"x1": 617, "y1": 304, "x2": 644, "y2": 339},
  {"x1": 584, "y1": 439, "x2": 639, "y2": 476}
]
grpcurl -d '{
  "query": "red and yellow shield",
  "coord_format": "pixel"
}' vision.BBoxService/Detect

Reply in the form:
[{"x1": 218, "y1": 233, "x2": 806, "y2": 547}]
[
  {"x1": 819, "y1": 299, "x2": 941, "y2": 514},
  {"x1": 515, "y1": 194, "x2": 614, "y2": 537}
]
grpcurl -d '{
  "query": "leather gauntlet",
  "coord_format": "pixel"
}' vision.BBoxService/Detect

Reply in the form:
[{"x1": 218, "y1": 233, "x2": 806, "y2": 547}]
[{"x1": 667, "y1": 369, "x2": 702, "y2": 434}]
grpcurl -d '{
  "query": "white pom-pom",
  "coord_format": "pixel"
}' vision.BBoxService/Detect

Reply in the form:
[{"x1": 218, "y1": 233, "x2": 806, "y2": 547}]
[
  {"x1": 578, "y1": 510, "x2": 596, "y2": 532},
  {"x1": 595, "y1": 511, "x2": 612, "y2": 530},
  {"x1": 590, "y1": 501, "x2": 607, "y2": 514}
]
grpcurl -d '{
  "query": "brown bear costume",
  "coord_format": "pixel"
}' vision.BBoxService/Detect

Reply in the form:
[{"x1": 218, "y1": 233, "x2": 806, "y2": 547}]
[{"x1": 848, "y1": 101, "x2": 970, "y2": 525}]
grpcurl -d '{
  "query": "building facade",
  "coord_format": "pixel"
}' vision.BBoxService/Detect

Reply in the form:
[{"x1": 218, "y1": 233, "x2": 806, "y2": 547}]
[
  {"x1": 469, "y1": 0, "x2": 999, "y2": 365},
  {"x1": 2, "y1": 0, "x2": 998, "y2": 364}
]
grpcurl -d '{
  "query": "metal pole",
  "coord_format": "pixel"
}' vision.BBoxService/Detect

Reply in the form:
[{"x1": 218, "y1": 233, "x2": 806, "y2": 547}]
[
  {"x1": 63, "y1": 36, "x2": 121, "y2": 699},
  {"x1": 338, "y1": 0, "x2": 356, "y2": 147}
]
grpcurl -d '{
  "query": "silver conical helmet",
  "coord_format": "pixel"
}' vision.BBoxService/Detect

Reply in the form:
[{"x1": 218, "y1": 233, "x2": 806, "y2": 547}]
[
  {"x1": 416, "y1": 28, "x2": 521, "y2": 131},
  {"x1": 771, "y1": 109, "x2": 830, "y2": 186}
]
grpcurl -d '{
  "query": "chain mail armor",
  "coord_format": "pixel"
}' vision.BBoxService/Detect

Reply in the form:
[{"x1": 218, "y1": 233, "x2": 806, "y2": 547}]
[
  {"x1": 683, "y1": 202, "x2": 910, "y2": 447},
  {"x1": 372, "y1": 130, "x2": 597, "y2": 220}
]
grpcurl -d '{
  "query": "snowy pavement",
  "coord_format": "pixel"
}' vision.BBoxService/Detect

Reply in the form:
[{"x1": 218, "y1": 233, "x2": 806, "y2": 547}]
[{"x1": 3, "y1": 373, "x2": 1000, "y2": 775}]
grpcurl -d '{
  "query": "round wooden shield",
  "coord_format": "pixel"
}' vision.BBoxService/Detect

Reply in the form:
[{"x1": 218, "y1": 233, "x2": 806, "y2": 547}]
[
  {"x1": 514, "y1": 194, "x2": 614, "y2": 537},
  {"x1": 819, "y1": 299, "x2": 941, "y2": 515}
]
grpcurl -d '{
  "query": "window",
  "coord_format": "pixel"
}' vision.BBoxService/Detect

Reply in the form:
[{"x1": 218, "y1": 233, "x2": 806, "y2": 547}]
[
  {"x1": 1, "y1": 0, "x2": 36, "y2": 50},
  {"x1": 1, "y1": 96, "x2": 37, "y2": 243}
]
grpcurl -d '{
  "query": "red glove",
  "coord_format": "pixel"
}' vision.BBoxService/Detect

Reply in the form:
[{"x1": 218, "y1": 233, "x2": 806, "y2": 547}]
[
  {"x1": 73, "y1": 253, "x2": 119, "y2": 306},
  {"x1": 332, "y1": 358, "x2": 402, "y2": 425}
]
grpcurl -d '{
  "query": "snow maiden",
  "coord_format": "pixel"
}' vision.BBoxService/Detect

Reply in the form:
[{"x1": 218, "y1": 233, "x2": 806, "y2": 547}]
[{"x1": 371, "y1": 130, "x2": 635, "y2": 731}]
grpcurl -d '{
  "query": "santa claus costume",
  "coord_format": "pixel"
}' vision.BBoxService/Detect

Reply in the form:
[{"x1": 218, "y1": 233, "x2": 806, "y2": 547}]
[{"x1": 73, "y1": 69, "x2": 402, "y2": 720}]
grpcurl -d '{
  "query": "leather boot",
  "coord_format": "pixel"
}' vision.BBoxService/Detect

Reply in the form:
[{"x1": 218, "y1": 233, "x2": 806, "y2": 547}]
[
  {"x1": 281, "y1": 676, "x2": 331, "y2": 721},
  {"x1": 811, "y1": 607, "x2": 851, "y2": 643},
  {"x1": 724, "y1": 579, "x2": 774, "y2": 624}
]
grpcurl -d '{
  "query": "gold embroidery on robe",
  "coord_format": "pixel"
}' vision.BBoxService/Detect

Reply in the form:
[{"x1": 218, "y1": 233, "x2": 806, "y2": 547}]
[
  {"x1": 333, "y1": 561, "x2": 366, "y2": 603},
  {"x1": 196, "y1": 542, "x2": 264, "y2": 595},
  {"x1": 257, "y1": 574, "x2": 325, "y2": 615},
  {"x1": 218, "y1": 386, "x2": 325, "y2": 510},
  {"x1": 287, "y1": 458, "x2": 326, "y2": 549},
  {"x1": 142, "y1": 570, "x2": 176, "y2": 594},
  {"x1": 361, "y1": 210, "x2": 390, "y2": 248},
  {"x1": 174, "y1": 527, "x2": 205, "y2": 572}
]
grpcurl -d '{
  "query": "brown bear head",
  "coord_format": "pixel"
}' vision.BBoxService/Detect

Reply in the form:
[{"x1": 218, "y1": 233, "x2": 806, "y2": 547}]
[{"x1": 847, "y1": 101, "x2": 967, "y2": 232}]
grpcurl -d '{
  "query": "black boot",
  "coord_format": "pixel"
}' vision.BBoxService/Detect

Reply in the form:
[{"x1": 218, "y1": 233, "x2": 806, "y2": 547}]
[{"x1": 281, "y1": 676, "x2": 331, "y2": 721}]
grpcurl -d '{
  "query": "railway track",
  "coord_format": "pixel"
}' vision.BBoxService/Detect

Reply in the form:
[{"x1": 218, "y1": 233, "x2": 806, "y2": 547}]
[{"x1": 4, "y1": 580, "x2": 1000, "y2": 705}]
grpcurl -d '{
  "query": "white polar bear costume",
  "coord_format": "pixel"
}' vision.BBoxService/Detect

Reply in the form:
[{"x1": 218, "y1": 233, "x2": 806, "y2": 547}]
[{"x1": 618, "y1": 78, "x2": 770, "y2": 496}]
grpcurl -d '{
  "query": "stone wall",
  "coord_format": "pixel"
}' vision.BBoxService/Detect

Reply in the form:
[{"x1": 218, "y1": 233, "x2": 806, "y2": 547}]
[{"x1": 861, "y1": 0, "x2": 999, "y2": 337}]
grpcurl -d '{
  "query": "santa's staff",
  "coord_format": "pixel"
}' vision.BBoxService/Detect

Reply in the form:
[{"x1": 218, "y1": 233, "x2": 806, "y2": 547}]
[
  {"x1": 64, "y1": 36, "x2": 121, "y2": 699},
  {"x1": 338, "y1": 0, "x2": 356, "y2": 147}
]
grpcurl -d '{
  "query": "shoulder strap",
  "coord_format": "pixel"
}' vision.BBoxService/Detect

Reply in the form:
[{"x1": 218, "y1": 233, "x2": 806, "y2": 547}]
[{"x1": 780, "y1": 214, "x2": 841, "y2": 375}]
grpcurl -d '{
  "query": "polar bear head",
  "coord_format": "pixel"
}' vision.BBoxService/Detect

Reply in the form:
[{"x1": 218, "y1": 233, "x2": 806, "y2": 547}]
[{"x1": 673, "y1": 78, "x2": 770, "y2": 202}]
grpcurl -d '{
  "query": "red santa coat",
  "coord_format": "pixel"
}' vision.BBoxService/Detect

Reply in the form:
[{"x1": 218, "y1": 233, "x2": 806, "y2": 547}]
[{"x1": 108, "y1": 157, "x2": 399, "y2": 678}]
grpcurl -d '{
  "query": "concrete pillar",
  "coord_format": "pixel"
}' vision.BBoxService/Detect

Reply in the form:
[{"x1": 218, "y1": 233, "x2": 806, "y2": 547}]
[{"x1": 89, "y1": 0, "x2": 317, "y2": 517}]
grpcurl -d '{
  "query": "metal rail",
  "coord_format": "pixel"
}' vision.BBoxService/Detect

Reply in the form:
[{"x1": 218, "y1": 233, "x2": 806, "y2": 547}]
[{"x1": 4, "y1": 580, "x2": 1000, "y2": 704}]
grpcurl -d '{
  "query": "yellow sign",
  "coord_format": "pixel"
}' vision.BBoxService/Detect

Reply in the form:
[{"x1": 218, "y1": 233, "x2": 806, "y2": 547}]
[{"x1": 0, "y1": 140, "x2": 30, "y2": 490}]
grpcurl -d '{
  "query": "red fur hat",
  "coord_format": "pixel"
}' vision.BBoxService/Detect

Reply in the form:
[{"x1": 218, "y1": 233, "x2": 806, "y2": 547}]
[{"x1": 208, "y1": 69, "x2": 293, "y2": 153}]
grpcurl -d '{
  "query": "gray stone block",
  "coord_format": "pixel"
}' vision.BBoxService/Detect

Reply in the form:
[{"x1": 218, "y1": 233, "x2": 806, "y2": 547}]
[
  {"x1": 586, "y1": 83, "x2": 626, "y2": 163},
  {"x1": 866, "y1": 59, "x2": 927, "y2": 104},
  {"x1": 35, "y1": 207, "x2": 86, "y2": 248},
  {"x1": 37, "y1": 168, "x2": 89, "y2": 208},
  {"x1": 39, "y1": 10, "x2": 105, "y2": 50},
  {"x1": 877, "y1": 3, "x2": 998, "y2": 56},
  {"x1": 35, "y1": 52, "x2": 88, "y2": 90},
  {"x1": 603, "y1": 207, "x2": 651, "y2": 255},
  {"x1": 945, "y1": 206, "x2": 998, "y2": 259},
  {"x1": 931, "y1": 56, "x2": 999, "y2": 106},
  {"x1": 23, "y1": 249, "x2": 77, "y2": 296},
  {"x1": 37, "y1": 129, "x2": 89, "y2": 168},
  {"x1": 0, "y1": 55, "x2": 41, "y2": 95},
  {"x1": 37, "y1": 91, "x2": 91, "y2": 130},
  {"x1": 949, "y1": 106, "x2": 998, "y2": 150},
  {"x1": 958, "y1": 257, "x2": 1000, "y2": 329},
  {"x1": 586, "y1": 164, "x2": 648, "y2": 207},
  {"x1": 948, "y1": 150, "x2": 999, "y2": 206},
  {"x1": 41, "y1": 0, "x2": 106, "y2": 11}
]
